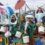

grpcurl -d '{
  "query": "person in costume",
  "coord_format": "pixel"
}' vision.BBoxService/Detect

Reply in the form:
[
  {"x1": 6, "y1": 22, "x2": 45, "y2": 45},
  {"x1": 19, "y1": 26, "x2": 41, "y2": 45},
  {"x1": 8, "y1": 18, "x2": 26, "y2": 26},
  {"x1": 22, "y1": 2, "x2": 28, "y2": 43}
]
[
  {"x1": 9, "y1": 15, "x2": 18, "y2": 45},
  {"x1": 19, "y1": 15, "x2": 25, "y2": 32},
  {"x1": 9, "y1": 15, "x2": 25, "y2": 45},
  {"x1": 24, "y1": 15, "x2": 36, "y2": 45},
  {"x1": 35, "y1": 7, "x2": 44, "y2": 24},
  {"x1": 16, "y1": 15, "x2": 25, "y2": 44}
]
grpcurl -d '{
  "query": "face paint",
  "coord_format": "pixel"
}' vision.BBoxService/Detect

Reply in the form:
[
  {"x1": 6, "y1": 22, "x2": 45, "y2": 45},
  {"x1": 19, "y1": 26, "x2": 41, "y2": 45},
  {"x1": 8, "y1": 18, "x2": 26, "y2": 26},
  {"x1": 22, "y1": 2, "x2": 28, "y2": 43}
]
[{"x1": 11, "y1": 15, "x2": 16, "y2": 23}]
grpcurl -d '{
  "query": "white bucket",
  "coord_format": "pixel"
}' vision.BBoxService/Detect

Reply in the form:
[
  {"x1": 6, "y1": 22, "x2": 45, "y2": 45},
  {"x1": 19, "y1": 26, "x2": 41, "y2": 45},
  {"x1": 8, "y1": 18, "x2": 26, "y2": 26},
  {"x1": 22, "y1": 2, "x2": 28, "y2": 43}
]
[
  {"x1": 5, "y1": 31, "x2": 11, "y2": 37},
  {"x1": 0, "y1": 26, "x2": 5, "y2": 32},
  {"x1": 38, "y1": 26, "x2": 45, "y2": 33},
  {"x1": 15, "y1": 31, "x2": 22, "y2": 38},
  {"x1": 23, "y1": 36, "x2": 29, "y2": 43}
]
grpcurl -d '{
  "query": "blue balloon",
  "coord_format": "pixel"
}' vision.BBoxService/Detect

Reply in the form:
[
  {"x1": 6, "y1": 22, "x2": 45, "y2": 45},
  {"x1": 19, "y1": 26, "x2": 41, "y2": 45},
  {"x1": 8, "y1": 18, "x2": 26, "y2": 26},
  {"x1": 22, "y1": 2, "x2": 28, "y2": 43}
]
[{"x1": 7, "y1": 7, "x2": 14, "y2": 16}]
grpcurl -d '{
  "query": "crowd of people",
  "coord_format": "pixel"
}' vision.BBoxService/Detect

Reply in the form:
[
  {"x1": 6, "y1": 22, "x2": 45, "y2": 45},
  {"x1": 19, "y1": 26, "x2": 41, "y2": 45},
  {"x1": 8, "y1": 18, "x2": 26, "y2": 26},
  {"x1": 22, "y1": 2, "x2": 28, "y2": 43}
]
[{"x1": 0, "y1": 7, "x2": 45, "y2": 45}]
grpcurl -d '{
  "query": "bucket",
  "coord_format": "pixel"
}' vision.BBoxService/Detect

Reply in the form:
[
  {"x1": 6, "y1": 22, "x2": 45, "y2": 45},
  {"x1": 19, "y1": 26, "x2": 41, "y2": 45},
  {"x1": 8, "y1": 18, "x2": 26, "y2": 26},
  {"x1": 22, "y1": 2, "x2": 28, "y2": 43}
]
[
  {"x1": 23, "y1": 36, "x2": 29, "y2": 43},
  {"x1": 5, "y1": 31, "x2": 11, "y2": 37},
  {"x1": 38, "y1": 26, "x2": 45, "y2": 34},
  {"x1": 15, "y1": 31, "x2": 22, "y2": 38}
]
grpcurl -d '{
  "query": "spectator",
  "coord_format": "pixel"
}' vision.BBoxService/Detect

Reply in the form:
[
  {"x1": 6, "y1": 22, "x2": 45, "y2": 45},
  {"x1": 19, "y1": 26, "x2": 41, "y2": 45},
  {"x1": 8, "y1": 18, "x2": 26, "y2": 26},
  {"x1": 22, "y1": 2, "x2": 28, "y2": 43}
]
[
  {"x1": 35, "y1": 7, "x2": 44, "y2": 23},
  {"x1": 25, "y1": 15, "x2": 36, "y2": 45}
]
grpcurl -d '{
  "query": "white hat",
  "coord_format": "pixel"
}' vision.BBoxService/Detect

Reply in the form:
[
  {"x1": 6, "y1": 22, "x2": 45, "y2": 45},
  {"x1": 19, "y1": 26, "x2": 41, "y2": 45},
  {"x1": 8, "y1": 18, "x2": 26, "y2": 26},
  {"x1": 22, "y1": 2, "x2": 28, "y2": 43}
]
[{"x1": 25, "y1": 15, "x2": 34, "y2": 19}]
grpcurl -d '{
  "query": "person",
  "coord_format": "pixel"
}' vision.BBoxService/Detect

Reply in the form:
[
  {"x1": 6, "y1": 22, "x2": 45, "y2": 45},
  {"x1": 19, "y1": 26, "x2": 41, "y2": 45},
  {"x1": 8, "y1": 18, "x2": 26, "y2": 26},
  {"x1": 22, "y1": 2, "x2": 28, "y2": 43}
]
[
  {"x1": 35, "y1": 7, "x2": 44, "y2": 24},
  {"x1": 35, "y1": 37, "x2": 43, "y2": 45},
  {"x1": 9, "y1": 15, "x2": 18, "y2": 45},
  {"x1": 24, "y1": 15, "x2": 36, "y2": 45},
  {"x1": 11, "y1": 15, "x2": 25, "y2": 35},
  {"x1": 10, "y1": 15, "x2": 25, "y2": 45},
  {"x1": 18, "y1": 15, "x2": 25, "y2": 44},
  {"x1": 19, "y1": 15, "x2": 25, "y2": 32},
  {"x1": 11, "y1": 15, "x2": 17, "y2": 25}
]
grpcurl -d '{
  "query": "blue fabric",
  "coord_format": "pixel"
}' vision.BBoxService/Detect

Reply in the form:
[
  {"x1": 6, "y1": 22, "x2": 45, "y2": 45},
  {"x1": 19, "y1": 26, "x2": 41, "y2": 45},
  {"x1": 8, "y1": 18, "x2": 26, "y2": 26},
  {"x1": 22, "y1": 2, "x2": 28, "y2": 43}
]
[
  {"x1": 35, "y1": 39, "x2": 43, "y2": 45},
  {"x1": 7, "y1": 7, "x2": 14, "y2": 16}
]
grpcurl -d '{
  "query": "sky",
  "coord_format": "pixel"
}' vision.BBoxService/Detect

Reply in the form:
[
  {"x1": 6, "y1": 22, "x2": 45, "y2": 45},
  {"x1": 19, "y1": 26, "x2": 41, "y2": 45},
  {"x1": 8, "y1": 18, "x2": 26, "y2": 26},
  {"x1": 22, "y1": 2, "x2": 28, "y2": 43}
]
[{"x1": 0, "y1": 0, "x2": 45, "y2": 12}]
